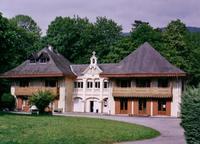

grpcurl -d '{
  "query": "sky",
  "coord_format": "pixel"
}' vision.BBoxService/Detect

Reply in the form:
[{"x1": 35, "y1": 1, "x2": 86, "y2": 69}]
[{"x1": 0, "y1": 0, "x2": 200, "y2": 35}]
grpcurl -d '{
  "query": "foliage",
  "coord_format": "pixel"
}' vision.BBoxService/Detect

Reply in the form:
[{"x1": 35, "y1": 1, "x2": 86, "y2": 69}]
[
  {"x1": 29, "y1": 90, "x2": 55, "y2": 113},
  {"x1": 104, "y1": 36, "x2": 136, "y2": 63},
  {"x1": 0, "y1": 13, "x2": 41, "y2": 100},
  {"x1": 0, "y1": 93, "x2": 15, "y2": 110},
  {"x1": 181, "y1": 86, "x2": 200, "y2": 144},
  {"x1": 45, "y1": 16, "x2": 93, "y2": 63},
  {"x1": 1, "y1": 13, "x2": 200, "y2": 89},
  {"x1": 92, "y1": 17, "x2": 122, "y2": 62},
  {"x1": 0, "y1": 114, "x2": 159, "y2": 144},
  {"x1": 162, "y1": 19, "x2": 189, "y2": 69},
  {"x1": 10, "y1": 14, "x2": 41, "y2": 36},
  {"x1": 45, "y1": 16, "x2": 122, "y2": 63},
  {"x1": 130, "y1": 20, "x2": 162, "y2": 48}
]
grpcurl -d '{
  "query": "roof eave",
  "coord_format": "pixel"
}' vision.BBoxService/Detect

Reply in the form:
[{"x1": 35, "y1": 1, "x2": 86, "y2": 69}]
[
  {"x1": 0, "y1": 73, "x2": 65, "y2": 78},
  {"x1": 100, "y1": 72, "x2": 186, "y2": 78}
]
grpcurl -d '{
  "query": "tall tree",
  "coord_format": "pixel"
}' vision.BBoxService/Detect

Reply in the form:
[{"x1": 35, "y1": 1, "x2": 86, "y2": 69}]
[
  {"x1": 130, "y1": 20, "x2": 162, "y2": 49},
  {"x1": 162, "y1": 19, "x2": 189, "y2": 69},
  {"x1": 45, "y1": 16, "x2": 122, "y2": 63},
  {"x1": 11, "y1": 14, "x2": 41, "y2": 36},
  {"x1": 103, "y1": 36, "x2": 135, "y2": 63},
  {"x1": 0, "y1": 14, "x2": 41, "y2": 98},
  {"x1": 92, "y1": 17, "x2": 122, "y2": 62},
  {"x1": 46, "y1": 16, "x2": 93, "y2": 63}
]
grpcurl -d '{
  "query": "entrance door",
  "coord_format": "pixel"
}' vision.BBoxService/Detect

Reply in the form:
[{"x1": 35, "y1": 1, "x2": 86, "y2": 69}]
[
  {"x1": 158, "y1": 99, "x2": 167, "y2": 115},
  {"x1": 90, "y1": 101, "x2": 94, "y2": 112},
  {"x1": 138, "y1": 99, "x2": 147, "y2": 115},
  {"x1": 120, "y1": 98, "x2": 128, "y2": 114}
]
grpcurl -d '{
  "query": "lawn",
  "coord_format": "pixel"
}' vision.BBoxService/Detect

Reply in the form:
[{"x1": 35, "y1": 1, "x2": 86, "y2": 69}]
[{"x1": 0, "y1": 113, "x2": 159, "y2": 144}]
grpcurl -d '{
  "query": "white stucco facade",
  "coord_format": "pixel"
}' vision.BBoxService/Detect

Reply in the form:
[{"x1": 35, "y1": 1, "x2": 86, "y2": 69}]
[
  {"x1": 171, "y1": 79, "x2": 182, "y2": 117},
  {"x1": 71, "y1": 52, "x2": 111, "y2": 114}
]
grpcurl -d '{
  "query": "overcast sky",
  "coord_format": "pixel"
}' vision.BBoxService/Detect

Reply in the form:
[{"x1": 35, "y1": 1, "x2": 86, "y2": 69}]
[{"x1": 0, "y1": 0, "x2": 200, "y2": 35}]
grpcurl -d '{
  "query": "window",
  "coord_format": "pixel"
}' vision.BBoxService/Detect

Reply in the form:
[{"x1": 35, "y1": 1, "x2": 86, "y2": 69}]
[
  {"x1": 87, "y1": 81, "x2": 93, "y2": 88},
  {"x1": 39, "y1": 52, "x2": 49, "y2": 63},
  {"x1": 45, "y1": 80, "x2": 57, "y2": 87},
  {"x1": 74, "y1": 81, "x2": 83, "y2": 88},
  {"x1": 40, "y1": 57, "x2": 49, "y2": 63},
  {"x1": 95, "y1": 81, "x2": 100, "y2": 88},
  {"x1": 139, "y1": 99, "x2": 147, "y2": 111},
  {"x1": 116, "y1": 80, "x2": 131, "y2": 87},
  {"x1": 104, "y1": 81, "x2": 108, "y2": 88},
  {"x1": 136, "y1": 79, "x2": 151, "y2": 87},
  {"x1": 120, "y1": 98, "x2": 128, "y2": 110},
  {"x1": 158, "y1": 78, "x2": 169, "y2": 87},
  {"x1": 19, "y1": 80, "x2": 29, "y2": 87},
  {"x1": 158, "y1": 99, "x2": 166, "y2": 111},
  {"x1": 30, "y1": 59, "x2": 36, "y2": 63},
  {"x1": 103, "y1": 98, "x2": 108, "y2": 107},
  {"x1": 28, "y1": 53, "x2": 37, "y2": 63}
]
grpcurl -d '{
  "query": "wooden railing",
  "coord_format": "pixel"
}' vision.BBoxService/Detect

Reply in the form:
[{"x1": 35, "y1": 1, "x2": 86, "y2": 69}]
[
  {"x1": 15, "y1": 87, "x2": 59, "y2": 96},
  {"x1": 112, "y1": 87, "x2": 172, "y2": 97}
]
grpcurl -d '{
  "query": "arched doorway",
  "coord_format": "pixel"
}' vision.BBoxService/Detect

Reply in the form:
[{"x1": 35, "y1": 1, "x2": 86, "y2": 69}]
[{"x1": 86, "y1": 97, "x2": 100, "y2": 113}]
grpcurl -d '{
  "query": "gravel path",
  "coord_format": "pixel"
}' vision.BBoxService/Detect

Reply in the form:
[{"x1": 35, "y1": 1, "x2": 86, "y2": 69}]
[{"x1": 54, "y1": 112, "x2": 186, "y2": 144}]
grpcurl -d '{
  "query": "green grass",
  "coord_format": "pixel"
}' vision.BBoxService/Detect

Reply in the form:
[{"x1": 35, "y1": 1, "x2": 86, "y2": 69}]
[{"x1": 0, "y1": 113, "x2": 159, "y2": 144}]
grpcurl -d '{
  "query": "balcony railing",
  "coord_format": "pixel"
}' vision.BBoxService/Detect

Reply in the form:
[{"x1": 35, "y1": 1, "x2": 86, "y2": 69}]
[
  {"x1": 15, "y1": 86, "x2": 59, "y2": 96},
  {"x1": 112, "y1": 87, "x2": 172, "y2": 97}
]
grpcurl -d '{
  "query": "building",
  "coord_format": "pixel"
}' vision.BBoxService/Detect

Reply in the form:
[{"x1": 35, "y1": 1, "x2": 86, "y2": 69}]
[{"x1": 0, "y1": 42, "x2": 186, "y2": 117}]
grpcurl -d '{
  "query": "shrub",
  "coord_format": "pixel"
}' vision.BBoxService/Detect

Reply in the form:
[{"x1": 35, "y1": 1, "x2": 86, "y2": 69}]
[
  {"x1": 1, "y1": 93, "x2": 15, "y2": 110},
  {"x1": 181, "y1": 86, "x2": 200, "y2": 144},
  {"x1": 29, "y1": 90, "x2": 55, "y2": 113}
]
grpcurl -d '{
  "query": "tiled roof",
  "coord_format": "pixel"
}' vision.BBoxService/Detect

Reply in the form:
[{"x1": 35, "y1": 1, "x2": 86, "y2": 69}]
[
  {"x1": 0, "y1": 47, "x2": 75, "y2": 78},
  {"x1": 1, "y1": 42, "x2": 186, "y2": 78},
  {"x1": 71, "y1": 63, "x2": 118, "y2": 76},
  {"x1": 72, "y1": 42, "x2": 185, "y2": 77},
  {"x1": 100, "y1": 42, "x2": 186, "y2": 77}
]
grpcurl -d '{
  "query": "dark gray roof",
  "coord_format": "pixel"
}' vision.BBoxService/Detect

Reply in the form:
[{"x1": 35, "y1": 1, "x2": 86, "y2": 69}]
[
  {"x1": 1, "y1": 47, "x2": 75, "y2": 78},
  {"x1": 101, "y1": 42, "x2": 185, "y2": 76},
  {"x1": 72, "y1": 42, "x2": 185, "y2": 77},
  {"x1": 71, "y1": 64, "x2": 118, "y2": 76},
  {"x1": 1, "y1": 42, "x2": 185, "y2": 78}
]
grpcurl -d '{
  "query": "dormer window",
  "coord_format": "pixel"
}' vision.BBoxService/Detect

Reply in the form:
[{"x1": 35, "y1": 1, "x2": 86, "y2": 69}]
[
  {"x1": 40, "y1": 57, "x2": 49, "y2": 63},
  {"x1": 38, "y1": 52, "x2": 49, "y2": 63},
  {"x1": 28, "y1": 52, "x2": 38, "y2": 64},
  {"x1": 30, "y1": 59, "x2": 36, "y2": 63}
]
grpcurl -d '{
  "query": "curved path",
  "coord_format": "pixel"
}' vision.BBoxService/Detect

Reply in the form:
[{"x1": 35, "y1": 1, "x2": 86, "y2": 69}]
[{"x1": 54, "y1": 112, "x2": 186, "y2": 144}]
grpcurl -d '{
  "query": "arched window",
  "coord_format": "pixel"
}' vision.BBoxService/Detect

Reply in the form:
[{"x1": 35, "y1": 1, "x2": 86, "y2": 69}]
[
  {"x1": 95, "y1": 79, "x2": 100, "y2": 88},
  {"x1": 103, "y1": 80, "x2": 109, "y2": 88},
  {"x1": 87, "y1": 79, "x2": 93, "y2": 88}
]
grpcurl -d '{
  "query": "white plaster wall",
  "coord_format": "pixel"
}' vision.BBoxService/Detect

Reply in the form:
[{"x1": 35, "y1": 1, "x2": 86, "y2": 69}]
[
  {"x1": 171, "y1": 79, "x2": 182, "y2": 117},
  {"x1": 72, "y1": 62, "x2": 110, "y2": 113},
  {"x1": 108, "y1": 82, "x2": 115, "y2": 114},
  {"x1": 73, "y1": 98, "x2": 84, "y2": 112},
  {"x1": 58, "y1": 87, "x2": 66, "y2": 112},
  {"x1": 11, "y1": 86, "x2": 15, "y2": 96},
  {"x1": 102, "y1": 98, "x2": 109, "y2": 113}
]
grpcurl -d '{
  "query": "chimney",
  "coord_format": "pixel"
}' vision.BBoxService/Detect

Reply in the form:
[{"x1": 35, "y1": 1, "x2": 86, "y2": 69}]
[{"x1": 48, "y1": 45, "x2": 53, "y2": 51}]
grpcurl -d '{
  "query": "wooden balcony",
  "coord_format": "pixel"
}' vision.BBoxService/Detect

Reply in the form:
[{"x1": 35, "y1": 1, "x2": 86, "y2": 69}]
[
  {"x1": 15, "y1": 87, "x2": 59, "y2": 96},
  {"x1": 112, "y1": 87, "x2": 172, "y2": 98}
]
